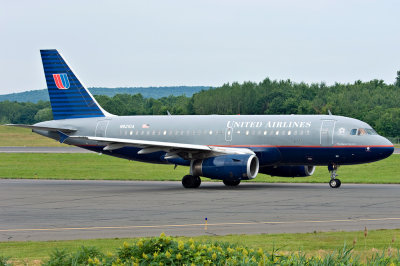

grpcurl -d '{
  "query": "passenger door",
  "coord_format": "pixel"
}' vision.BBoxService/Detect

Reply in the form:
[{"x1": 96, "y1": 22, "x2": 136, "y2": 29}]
[
  {"x1": 95, "y1": 120, "x2": 110, "y2": 137},
  {"x1": 320, "y1": 120, "x2": 336, "y2": 146}
]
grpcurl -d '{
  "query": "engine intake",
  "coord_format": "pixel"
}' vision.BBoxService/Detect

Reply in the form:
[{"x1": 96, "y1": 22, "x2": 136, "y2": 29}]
[
  {"x1": 260, "y1": 165, "x2": 315, "y2": 177},
  {"x1": 191, "y1": 154, "x2": 259, "y2": 180}
]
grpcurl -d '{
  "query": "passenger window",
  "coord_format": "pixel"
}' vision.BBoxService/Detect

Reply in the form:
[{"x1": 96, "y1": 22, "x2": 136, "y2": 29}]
[{"x1": 350, "y1": 129, "x2": 357, "y2": 135}]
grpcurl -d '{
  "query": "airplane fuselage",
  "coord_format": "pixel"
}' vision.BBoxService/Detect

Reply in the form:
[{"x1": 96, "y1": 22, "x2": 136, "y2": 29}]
[{"x1": 34, "y1": 114, "x2": 394, "y2": 167}]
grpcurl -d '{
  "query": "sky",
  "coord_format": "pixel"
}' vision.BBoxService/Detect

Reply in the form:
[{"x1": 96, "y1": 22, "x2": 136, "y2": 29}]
[{"x1": 1, "y1": 0, "x2": 399, "y2": 94}]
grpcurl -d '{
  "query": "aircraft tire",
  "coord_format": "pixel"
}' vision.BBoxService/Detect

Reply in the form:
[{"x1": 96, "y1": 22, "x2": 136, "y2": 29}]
[
  {"x1": 329, "y1": 178, "x2": 341, "y2": 188},
  {"x1": 193, "y1": 176, "x2": 201, "y2": 188},
  {"x1": 223, "y1": 180, "x2": 241, "y2": 187},
  {"x1": 182, "y1": 175, "x2": 201, "y2": 188}
]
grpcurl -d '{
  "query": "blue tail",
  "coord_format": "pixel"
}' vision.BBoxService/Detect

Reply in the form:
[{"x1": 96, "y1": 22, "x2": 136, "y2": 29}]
[{"x1": 40, "y1": 49, "x2": 106, "y2": 120}]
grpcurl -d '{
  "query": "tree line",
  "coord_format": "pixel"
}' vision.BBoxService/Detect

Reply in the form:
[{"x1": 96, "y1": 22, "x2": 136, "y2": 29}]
[{"x1": 1, "y1": 77, "x2": 400, "y2": 138}]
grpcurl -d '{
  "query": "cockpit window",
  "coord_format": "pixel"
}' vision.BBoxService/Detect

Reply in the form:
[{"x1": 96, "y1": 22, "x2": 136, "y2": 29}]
[
  {"x1": 350, "y1": 128, "x2": 378, "y2": 136},
  {"x1": 365, "y1": 128, "x2": 378, "y2": 135},
  {"x1": 357, "y1": 128, "x2": 366, "y2": 136}
]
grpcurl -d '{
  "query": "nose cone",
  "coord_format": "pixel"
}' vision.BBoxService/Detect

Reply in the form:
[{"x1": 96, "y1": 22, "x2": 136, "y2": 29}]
[{"x1": 374, "y1": 136, "x2": 394, "y2": 160}]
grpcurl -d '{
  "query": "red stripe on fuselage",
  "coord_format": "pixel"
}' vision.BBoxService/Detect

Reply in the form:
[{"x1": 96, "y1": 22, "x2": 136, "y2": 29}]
[{"x1": 209, "y1": 145, "x2": 394, "y2": 148}]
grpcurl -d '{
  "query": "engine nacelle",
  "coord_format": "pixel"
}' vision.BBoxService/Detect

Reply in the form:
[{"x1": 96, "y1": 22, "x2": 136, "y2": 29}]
[
  {"x1": 260, "y1": 165, "x2": 315, "y2": 177},
  {"x1": 191, "y1": 154, "x2": 259, "y2": 180}
]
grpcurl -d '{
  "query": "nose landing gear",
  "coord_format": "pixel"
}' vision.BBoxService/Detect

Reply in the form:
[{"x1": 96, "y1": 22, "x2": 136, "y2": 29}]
[{"x1": 328, "y1": 164, "x2": 341, "y2": 188}]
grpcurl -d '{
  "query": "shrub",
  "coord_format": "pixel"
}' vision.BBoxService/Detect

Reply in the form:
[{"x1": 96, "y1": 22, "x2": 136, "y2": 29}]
[
  {"x1": 0, "y1": 255, "x2": 11, "y2": 266},
  {"x1": 43, "y1": 233, "x2": 400, "y2": 265}
]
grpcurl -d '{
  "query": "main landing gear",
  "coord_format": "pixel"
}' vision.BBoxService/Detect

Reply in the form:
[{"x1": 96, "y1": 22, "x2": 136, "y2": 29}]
[
  {"x1": 328, "y1": 164, "x2": 341, "y2": 188},
  {"x1": 223, "y1": 180, "x2": 241, "y2": 187},
  {"x1": 182, "y1": 175, "x2": 201, "y2": 188},
  {"x1": 181, "y1": 175, "x2": 242, "y2": 188}
]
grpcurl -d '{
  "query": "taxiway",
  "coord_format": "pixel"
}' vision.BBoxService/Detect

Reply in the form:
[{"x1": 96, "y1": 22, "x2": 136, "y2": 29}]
[{"x1": 1, "y1": 180, "x2": 399, "y2": 241}]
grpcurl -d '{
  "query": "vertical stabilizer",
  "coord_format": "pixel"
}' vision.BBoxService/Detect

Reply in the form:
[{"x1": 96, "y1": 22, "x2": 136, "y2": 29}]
[{"x1": 40, "y1": 49, "x2": 108, "y2": 120}]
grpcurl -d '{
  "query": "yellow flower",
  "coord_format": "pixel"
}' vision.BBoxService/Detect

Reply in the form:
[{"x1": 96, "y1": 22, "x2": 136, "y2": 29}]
[
  {"x1": 189, "y1": 238, "x2": 194, "y2": 244},
  {"x1": 123, "y1": 241, "x2": 130, "y2": 248},
  {"x1": 137, "y1": 240, "x2": 143, "y2": 248},
  {"x1": 160, "y1": 232, "x2": 166, "y2": 238},
  {"x1": 106, "y1": 251, "x2": 113, "y2": 257},
  {"x1": 190, "y1": 244, "x2": 195, "y2": 250},
  {"x1": 142, "y1": 253, "x2": 148, "y2": 259},
  {"x1": 249, "y1": 248, "x2": 254, "y2": 253},
  {"x1": 212, "y1": 252, "x2": 217, "y2": 260},
  {"x1": 153, "y1": 252, "x2": 158, "y2": 258},
  {"x1": 176, "y1": 253, "x2": 182, "y2": 260},
  {"x1": 159, "y1": 263, "x2": 164, "y2": 266},
  {"x1": 227, "y1": 247, "x2": 234, "y2": 253},
  {"x1": 178, "y1": 240, "x2": 185, "y2": 250},
  {"x1": 165, "y1": 251, "x2": 171, "y2": 258},
  {"x1": 217, "y1": 246, "x2": 222, "y2": 252},
  {"x1": 207, "y1": 247, "x2": 212, "y2": 252},
  {"x1": 94, "y1": 257, "x2": 100, "y2": 264},
  {"x1": 257, "y1": 248, "x2": 263, "y2": 256},
  {"x1": 243, "y1": 249, "x2": 248, "y2": 256}
]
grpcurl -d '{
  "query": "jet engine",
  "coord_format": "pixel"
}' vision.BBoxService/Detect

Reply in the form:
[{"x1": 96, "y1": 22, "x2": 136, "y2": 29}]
[
  {"x1": 191, "y1": 154, "x2": 259, "y2": 180},
  {"x1": 260, "y1": 165, "x2": 315, "y2": 177}
]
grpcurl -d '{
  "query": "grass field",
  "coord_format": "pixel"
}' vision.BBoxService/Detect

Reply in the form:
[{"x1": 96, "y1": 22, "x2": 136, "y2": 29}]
[
  {"x1": 0, "y1": 125, "x2": 65, "y2": 147},
  {"x1": 0, "y1": 153, "x2": 398, "y2": 183},
  {"x1": 1, "y1": 229, "x2": 399, "y2": 264}
]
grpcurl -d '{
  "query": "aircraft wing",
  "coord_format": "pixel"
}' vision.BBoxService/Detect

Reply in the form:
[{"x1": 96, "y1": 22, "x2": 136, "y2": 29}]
[
  {"x1": 6, "y1": 124, "x2": 77, "y2": 133},
  {"x1": 70, "y1": 136, "x2": 254, "y2": 160}
]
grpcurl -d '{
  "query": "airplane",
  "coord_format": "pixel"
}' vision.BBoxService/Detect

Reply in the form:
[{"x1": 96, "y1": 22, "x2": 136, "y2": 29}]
[{"x1": 7, "y1": 50, "x2": 394, "y2": 188}]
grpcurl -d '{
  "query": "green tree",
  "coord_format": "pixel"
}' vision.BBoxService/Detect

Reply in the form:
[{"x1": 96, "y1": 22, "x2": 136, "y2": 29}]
[{"x1": 395, "y1": 71, "x2": 400, "y2": 87}]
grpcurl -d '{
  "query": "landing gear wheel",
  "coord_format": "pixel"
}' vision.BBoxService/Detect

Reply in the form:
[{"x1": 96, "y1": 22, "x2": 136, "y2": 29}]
[
  {"x1": 328, "y1": 163, "x2": 341, "y2": 188},
  {"x1": 223, "y1": 180, "x2": 241, "y2": 187},
  {"x1": 182, "y1": 175, "x2": 201, "y2": 188},
  {"x1": 329, "y1": 178, "x2": 341, "y2": 188}
]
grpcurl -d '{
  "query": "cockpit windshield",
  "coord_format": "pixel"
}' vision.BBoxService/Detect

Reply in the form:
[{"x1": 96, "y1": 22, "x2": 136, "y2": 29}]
[{"x1": 350, "y1": 128, "x2": 378, "y2": 136}]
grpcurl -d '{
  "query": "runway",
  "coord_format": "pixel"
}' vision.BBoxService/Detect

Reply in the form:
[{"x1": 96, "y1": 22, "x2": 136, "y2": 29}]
[
  {"x1": 1, "y1": 146, "x2": 399, "y2": 154},
  {"x1": 1, "y1": 180, "x2": 400, "y2": 241}
]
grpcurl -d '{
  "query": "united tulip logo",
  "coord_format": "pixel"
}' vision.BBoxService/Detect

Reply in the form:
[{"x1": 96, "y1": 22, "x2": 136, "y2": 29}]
[{"x1": 53, "y1": 73, "x2": 70, "y2": 89}]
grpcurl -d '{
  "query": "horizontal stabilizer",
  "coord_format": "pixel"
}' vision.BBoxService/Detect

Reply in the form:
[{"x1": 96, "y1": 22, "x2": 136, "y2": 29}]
[{"x1": 5, "y1": 124, "x2": 77, "y2": 133}]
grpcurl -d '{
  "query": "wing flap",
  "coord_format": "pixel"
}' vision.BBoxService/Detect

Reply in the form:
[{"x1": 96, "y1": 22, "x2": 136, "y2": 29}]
[{"x1": 69, "y1": 136, "x2": 254, "y2": 159}]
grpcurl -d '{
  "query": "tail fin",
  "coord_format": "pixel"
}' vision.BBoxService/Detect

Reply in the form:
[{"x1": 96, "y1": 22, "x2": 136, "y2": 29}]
[{"x1": 40, "y1": 49, "x2": 108, "y2": 120}]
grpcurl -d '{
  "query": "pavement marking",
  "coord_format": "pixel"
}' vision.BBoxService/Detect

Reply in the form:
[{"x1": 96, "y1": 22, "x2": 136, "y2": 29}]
[{"x1": 2, "y1": 217, "x2": 400, "y2": 233}]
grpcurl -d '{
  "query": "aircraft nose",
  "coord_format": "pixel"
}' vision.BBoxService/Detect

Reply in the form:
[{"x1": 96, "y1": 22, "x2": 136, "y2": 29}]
[{"x1": 375, "y1": 136, "x2": 394, "y2": 159}]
